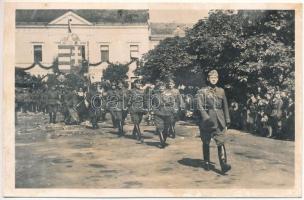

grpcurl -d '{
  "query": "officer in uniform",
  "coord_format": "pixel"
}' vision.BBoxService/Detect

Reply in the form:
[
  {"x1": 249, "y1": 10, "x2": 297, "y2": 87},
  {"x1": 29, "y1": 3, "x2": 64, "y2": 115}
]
[
  {"x1": 195, "y1": 70, "x2": 231, "y2": 173},
  {"x1": 75, "y1": 87, "x2": 88, "y2": 123},
  {"x1": 40, "y1": 85, "x2": 48, "y2": 114},
  {"x1": 117, "y1": 81, "x2": 129, "y2": 125},
  {"x1": 165, "y1": 79, "x2": 184, "y2": 138},
  {"x1": 87, "y1": 84, "x2": 102, "y2": 129},
  {"x1": 128, "y1": 79, "x2": 147, "y2": 143},
  {"x1": 64, "y1": 88, "x2": 80, "y2": 125},
  {"x1": 107, "y1": 81, "x2": 118, "y2": 128},
  {"x1": 152, "y1": 81, "x2": 175, "y2": 148},
  {"x1": 107, "y1": 81, "x2": 125, "y2": 137},
  {"x1": 46, "y1": 85, "x2": 60, "y2": 124}
]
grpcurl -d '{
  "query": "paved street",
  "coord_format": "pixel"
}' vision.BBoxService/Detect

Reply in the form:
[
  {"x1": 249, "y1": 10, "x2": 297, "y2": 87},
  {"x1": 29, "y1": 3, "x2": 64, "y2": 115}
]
[{"x1": 15, "y1": 112, "x2": 294, "y2": 188}]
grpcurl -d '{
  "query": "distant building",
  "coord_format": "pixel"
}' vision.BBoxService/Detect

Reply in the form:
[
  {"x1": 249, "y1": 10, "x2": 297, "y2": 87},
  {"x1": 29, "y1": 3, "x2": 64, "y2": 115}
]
[
  {"x1": 149, "y1": 22, "x2": 193, "y2": 49},
  {"x1": 15, "y1": 10, "x2": 193, "y2": 83}
]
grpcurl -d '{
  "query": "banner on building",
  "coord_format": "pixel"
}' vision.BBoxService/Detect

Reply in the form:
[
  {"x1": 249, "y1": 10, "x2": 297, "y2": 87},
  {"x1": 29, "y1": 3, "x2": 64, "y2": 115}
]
[{"x1": 58, "y1": 45, "x2": 83, "y2": 74}]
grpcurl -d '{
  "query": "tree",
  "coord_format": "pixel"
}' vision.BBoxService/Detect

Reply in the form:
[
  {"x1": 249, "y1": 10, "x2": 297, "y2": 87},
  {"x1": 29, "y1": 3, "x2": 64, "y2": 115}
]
[
  {"x1": 102, "y1": 63, "x2": 129, "y2": 82},
  {"x1": 137, "y1": 10, "x2": 295, "y2": 103},
  {"x1": 136, "y1": 36, "x2": 198, "y2": 85}
]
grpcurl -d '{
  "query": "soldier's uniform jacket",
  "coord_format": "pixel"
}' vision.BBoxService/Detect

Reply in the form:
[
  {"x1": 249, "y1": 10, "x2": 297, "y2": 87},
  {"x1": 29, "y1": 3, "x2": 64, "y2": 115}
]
[
  {"x1": 106, "y1": 89, "x2": 126, "y2": 111},
  {"x1": 195, "y1": 86, "x2": 230, "y2": 130},
  {"x1": 128, "y1": 88, "x2": 147, "y2": 113},
  {"x1": 64, "y1": 90, "x2": 78, "y2": 108},
  {"x1": 152, "y1": 90, "x2": 178, "y2": 116},
  {"x1": 165, "y1": 88, "x2": 184, "y2": 113},
  {"x1": 46, "y1": 89, "x2": 60, "y2": 105},
  {"x1": 86, "y1": 89, "x2": 102, "y2": 116}
]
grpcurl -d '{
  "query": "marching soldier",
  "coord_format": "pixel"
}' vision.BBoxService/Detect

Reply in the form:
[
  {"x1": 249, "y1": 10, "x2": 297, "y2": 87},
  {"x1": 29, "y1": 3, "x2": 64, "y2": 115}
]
[
  {"x1": 76, "y1": 87, "x2": 88, "y2": 123},
  {"x1": 107, "y1": 81, "x2": 118, "y2": 128},
  {"x1": 98, "y1": 82, "x2": 109, "y2": 122},
  {"x1": 117, "y1": 81, "x2": 129, "y2": 125},
  {"x1": 195, "y1": 70, "x2": 231, "y2": 173},
  {"x1": 165, "y1": 79, "x2": 184, "y2": 138},
  {"x1": 87, "y1": 84, "x2": 102, "y2": 129},
  {"x1": 64, "y1": 88, "x2": 80, "y2": 125},
  {"x1": 107, "y1": 81, "x2": 125, "y2": 137},
  {"x1": 46, "y1": 85, "x2": 60, "y2": 124},
  {"x1": 128, "y1": 79, "x2": 147, "y2": 143},
  {"x1": 152, "y1": 81, "x2": 175, "y2": 148},
  {"x1": 41, "y1": 85, "x2": 49, "y2": 114}
]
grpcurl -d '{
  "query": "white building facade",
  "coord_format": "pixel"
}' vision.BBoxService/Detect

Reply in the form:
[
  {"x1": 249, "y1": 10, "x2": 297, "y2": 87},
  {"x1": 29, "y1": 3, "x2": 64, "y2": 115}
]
[{"x1": 16, "y1": 10, "x2": 188, "y2": 83}]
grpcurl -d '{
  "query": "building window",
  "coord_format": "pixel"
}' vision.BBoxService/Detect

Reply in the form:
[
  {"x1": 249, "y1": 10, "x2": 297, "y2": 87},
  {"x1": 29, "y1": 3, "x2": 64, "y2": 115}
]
[
  {"x1": 130, "y1": 45, "x2": 139, "y2": 59},
  {"x1": 81, "y1": 45, "x2": 86, "y2": 60},
  {"x1": 33, "y1": 45, "x2": 42, "y2": 62},
  {"x1": 100, "y1": 45, "x2": 109, "y2": 62}
]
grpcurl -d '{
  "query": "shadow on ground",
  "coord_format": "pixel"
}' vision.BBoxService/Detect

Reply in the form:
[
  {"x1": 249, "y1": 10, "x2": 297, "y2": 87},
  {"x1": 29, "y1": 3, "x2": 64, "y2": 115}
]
[{"x1": 178, "y1": 158, "x2": 224, "y2": 175}]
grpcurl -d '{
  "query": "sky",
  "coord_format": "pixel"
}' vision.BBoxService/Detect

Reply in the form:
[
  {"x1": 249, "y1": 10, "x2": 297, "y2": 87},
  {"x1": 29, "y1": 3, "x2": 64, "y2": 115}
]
[{"x1": 149, "y1": 9, "x2": 209, "y2": 23}]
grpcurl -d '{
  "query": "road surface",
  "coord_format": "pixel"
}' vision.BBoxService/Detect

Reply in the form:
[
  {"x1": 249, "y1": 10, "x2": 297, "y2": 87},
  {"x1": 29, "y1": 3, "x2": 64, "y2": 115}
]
[{"x1": 15, "y1": 112, "x2": 294, "y2": 188}]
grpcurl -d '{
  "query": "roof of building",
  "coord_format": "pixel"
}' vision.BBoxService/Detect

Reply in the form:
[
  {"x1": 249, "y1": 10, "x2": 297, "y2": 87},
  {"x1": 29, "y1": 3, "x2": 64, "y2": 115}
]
[
  {"x1": 16, "y1": 9, "x2": 149, "y2": 25},
  {"x1": 149, "y1": 22, "x2": 193, "y2": 35}
]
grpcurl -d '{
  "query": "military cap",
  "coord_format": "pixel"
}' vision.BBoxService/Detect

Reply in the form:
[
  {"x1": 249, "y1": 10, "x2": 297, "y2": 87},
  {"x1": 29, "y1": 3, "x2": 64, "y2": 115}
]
[
  {"x1": 133, "y1": 79, "x2": 142, "y2": 84},
  {"x1": 208, "y1": 70, "x2": 219, "y2": 77},
  {"x1": 156, "y1": 81, "x2": 165, "y2": 87},
  {"x1": 167, "y1": 78, "x2": 175, "y2": 84}
]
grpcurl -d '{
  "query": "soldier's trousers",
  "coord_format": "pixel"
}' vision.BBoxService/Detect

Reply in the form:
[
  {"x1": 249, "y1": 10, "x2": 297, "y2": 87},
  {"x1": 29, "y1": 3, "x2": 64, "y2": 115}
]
[
  {"x1": 122, "y1": 110, "x2": 128, "y2": 123},
  {"x1": 110, "y1": 110, "x2": 123, "y2": 131},
  {"x1": 199, "y1": 124, "x2": 226, "y2": 146},
  {"x1": 47, "y1": 104, "x2": 58, "y2": 123},
  {"x1": 110, "y1": 110, "x2": 123, "y2": 121},
  {"x1": 154, "y1": 114, "x2": 175, "y2": 134},
  {"x1": 130, "y1": 112, "x2": 144, "y2": 124}
]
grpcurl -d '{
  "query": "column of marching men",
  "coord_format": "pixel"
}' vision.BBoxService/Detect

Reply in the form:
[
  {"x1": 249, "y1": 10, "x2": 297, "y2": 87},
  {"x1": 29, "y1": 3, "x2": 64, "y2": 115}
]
[
  {"x1": 14, "y1": 70, "x2": 295, "y2": 174},
  {"x1": 15, "y1": 70, "x2": 235, "y2": 174},
  {"x1": 15, "y1": 76, "x2": 185, "y2": 148}
]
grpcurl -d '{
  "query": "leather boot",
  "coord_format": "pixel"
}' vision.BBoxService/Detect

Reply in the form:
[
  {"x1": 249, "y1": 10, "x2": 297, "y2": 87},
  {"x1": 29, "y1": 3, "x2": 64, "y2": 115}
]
[
  {"x1": 163, "y1": 128, "x2": 168, "y2": 143},
  {"x1": 203, "y1": 143, "x2": 210, "y2": 171},
  {"x1": 217, "y1": 145, "x2": 231, "y2": 173},
  {"x1": 117, "y1": 121, "x2": 122, "y2": 137},
  {"x1": 159, "y1": 130, "x2": 165, "y2": 148},
  {"x1": 52, "y1": 113, "x2": 56, "y2": 124},
  {"x1": 49, "y1": 113, "x2": 53, "y2": 123},
  {"x1": 171, "y1": 125, "x2": 176, "y2": 138},
  {"x1": 132, "y1": 125, "x2": 137, "y2": 138},
  {"x1": 136, "y1": 124, "x2": 144, "y2": 143},
  {"x1": 120, "y1": 121, "x2": 124, "y2": 135},
  {"x1": 169, "y1": 125, "x2": 176, "y2": 138}
]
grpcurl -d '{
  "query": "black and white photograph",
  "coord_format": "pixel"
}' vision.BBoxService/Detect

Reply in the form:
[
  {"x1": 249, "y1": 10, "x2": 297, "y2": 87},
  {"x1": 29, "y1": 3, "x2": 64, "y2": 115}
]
[{"x1": 2, "y1": 1, "x2": 302, "y2": 198}]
